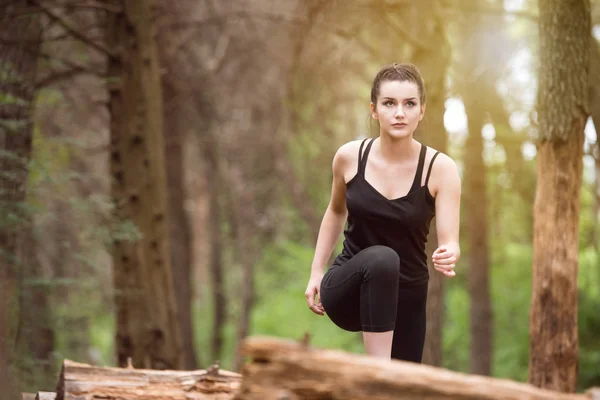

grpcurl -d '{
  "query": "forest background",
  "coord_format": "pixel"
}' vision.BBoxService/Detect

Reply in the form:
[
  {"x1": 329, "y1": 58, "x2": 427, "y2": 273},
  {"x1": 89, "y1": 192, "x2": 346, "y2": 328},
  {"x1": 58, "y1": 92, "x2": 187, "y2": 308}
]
[{"x1": 1, "y1": 0, "x2": 599, "y2": 396}]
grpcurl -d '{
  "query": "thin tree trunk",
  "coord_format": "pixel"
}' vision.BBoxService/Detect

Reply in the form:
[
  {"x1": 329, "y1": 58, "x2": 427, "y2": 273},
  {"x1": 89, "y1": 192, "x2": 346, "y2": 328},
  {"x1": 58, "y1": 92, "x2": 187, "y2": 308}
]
[
  {"x1": 594, "y1": 152, "x2": 600, "y2": 254},
  {"x1": 0, "y1": 0, "x2": 44, "y2": 391},
  {"x1": 463, "y1": 91, "x2": 492, "y2": 376},
  {"x1": 589, "y1": 38, "x2": 600, "y2": 253},
  {"x1": 203, "y1": 132, "x2": 226, "y2": 364},
  {"x1": 156, "y1": 2, "x2": 200, "y2": 369},
  {"x1": 16, "y1": 226, "x2": 55, "y2": 389},
  {"x1": 231, "y1": 187, "x2": 256, "y2": 371},
  {"x1": 0, "y1": 294, "x2": 15, "y2": 398},
  {"x1": 164, "y1": 93, "x2": 198, "y2": 370},
  {"x1": 529, "y1": 0, "x2": 590, "y2": 392},
  {"x1": 589, "y1": 39, "x2": 600, "y2": 133},
  {"x1": 106, "y1": 0, "x2": 182, "y2": 370},
  {"x1": 458, "y1": 5, "x2": 494, "y2": 374},
  {"x1": 412, "y1": 0, "x2": 450, "y2": 367}
]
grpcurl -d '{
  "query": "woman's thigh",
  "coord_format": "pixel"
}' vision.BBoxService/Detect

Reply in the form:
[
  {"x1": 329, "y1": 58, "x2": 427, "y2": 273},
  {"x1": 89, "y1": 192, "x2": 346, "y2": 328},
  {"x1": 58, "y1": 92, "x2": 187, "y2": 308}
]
[
  {"x1": 320, "y1": 246, "x2": 400, "y2": 332},
  {"x1": 319, "y1": 259, "x2": 363, "y2": 332}
]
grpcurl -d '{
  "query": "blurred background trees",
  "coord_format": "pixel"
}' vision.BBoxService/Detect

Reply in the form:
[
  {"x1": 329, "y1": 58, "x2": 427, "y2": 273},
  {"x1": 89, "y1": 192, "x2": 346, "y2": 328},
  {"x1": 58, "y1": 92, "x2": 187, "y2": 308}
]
[{"x1": 1, "y1": 0, "x2": 599, "y2": 395}]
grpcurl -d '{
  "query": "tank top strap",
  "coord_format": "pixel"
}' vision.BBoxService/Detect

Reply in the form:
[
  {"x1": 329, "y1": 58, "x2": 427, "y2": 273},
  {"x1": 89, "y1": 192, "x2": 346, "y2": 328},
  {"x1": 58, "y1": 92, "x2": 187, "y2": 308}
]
[
  {"x1": 425, "y1": 151, "x2": 441, "y2": 186},
  {"x1": 357, "y1": 138, "x2": 375, "y2": 176},
  {"x1": 409, "y1": 144, "x2": 427, "y2": 192}
]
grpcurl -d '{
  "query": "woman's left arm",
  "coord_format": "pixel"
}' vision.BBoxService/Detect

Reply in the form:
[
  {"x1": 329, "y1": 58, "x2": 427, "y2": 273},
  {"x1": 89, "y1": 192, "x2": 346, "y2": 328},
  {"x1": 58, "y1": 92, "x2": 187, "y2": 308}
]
[{"x1": 430, "y1": 154, "x2": 462, "y2": 277}]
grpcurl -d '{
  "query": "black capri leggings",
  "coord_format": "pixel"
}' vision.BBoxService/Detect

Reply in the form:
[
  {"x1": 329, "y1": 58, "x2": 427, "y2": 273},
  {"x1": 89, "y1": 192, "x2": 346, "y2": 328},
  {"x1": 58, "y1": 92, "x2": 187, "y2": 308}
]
[{"x1": 319, "y1": 245, "x2": 428, "y2": 362}]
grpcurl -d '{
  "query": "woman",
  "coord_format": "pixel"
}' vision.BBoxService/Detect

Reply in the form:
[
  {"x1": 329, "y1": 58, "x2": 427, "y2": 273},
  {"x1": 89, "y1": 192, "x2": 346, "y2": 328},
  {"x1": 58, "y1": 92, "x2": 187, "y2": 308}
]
[{"x1": 304, "y1": 63, "x2": 461, "y2": 362}]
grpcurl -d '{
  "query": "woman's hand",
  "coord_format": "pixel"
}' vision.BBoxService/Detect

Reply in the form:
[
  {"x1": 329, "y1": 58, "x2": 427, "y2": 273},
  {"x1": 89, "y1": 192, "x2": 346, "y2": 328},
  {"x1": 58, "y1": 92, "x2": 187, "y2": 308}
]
[
  {"x1": 432, "y1": 246, "x2": 458, "y2": 277},
  {"x1": 305, "y1": 273, "x2": 325, "y2": 315}
]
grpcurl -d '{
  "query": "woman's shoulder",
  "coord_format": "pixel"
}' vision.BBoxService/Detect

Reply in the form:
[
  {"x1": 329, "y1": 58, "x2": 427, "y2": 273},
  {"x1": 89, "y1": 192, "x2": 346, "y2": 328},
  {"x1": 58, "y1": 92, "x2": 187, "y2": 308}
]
[
  {"x1": 335, "y1": 138, "x2": 369, "y2": 161},
  {"x1": 425, "y1": 147, "x2": 456, "y2": 168},
  {"x1": 332, "y1": 139, "x2": 368, "y2": 178},
  {"x1": 423, "y1": 147, "x2": 461, "y2": 189}
]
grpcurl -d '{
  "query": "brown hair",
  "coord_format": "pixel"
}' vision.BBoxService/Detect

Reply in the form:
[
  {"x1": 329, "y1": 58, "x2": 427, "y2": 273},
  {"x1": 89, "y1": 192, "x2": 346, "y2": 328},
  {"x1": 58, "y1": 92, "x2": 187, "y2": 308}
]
[{"x1": 370, "y1": 63, "x2": 426, "y2": 107}]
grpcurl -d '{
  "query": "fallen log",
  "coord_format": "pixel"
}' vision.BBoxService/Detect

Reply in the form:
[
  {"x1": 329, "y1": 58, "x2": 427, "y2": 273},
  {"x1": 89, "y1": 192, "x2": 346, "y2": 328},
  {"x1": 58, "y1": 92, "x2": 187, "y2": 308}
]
[
  {"x1": 236, "y1": 336, "x2": 598, "y2": 400},
  {"x1": 55, "y1": 360, "x2": 241, "y2": 400}
]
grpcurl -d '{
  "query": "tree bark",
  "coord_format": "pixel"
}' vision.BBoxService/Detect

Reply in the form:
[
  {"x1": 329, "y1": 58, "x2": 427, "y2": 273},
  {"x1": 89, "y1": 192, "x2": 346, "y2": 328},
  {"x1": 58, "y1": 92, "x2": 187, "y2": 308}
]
[
  {"x1": 236, "y1": 336, "x2": 595, "y2": 400},
  {"x1": 529, "y1": 0, "x2": 590, "y2": 392},
  {"x1": 155, "y1": 1, "x2": 201, "y2": 370},
  {"x1": 164, "y1": 125, "x2": 197, "y2": 370},
  {"x1": 0, "y1": 0, "x2": 43, "y2": 392},
  {"x1": 230, "y1": 181, "x2": 256, "y2": 371},
  {"x1": 55, "y1": 359, "x2": 240, "y2": 400},
  {"x1": 204, "y1": 133, "x2": 227, "y2": 365},
  {"x1": 106, "y1": 0, "x2": 182, "y2": 369},
  {"x1": 16, "y1": 229, "x2": 56, "y2": 390}
]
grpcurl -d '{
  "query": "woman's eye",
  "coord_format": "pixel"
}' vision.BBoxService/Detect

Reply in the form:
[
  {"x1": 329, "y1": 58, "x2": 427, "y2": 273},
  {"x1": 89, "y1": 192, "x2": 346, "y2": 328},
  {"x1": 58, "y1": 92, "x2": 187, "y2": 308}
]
[
  {"x1": 406, "y1": 101, "x2": 416, "y2": 107},
  {"x1": 384, "y1": 101, "x2": 394, "y2": 106}
]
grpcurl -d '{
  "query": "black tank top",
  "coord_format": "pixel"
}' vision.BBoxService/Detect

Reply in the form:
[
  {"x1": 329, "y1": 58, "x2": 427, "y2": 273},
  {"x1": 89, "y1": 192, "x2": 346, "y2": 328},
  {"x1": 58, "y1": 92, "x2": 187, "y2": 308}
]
[{"x1": 333, "y1": 138, "x2": 440, "y2": 286}]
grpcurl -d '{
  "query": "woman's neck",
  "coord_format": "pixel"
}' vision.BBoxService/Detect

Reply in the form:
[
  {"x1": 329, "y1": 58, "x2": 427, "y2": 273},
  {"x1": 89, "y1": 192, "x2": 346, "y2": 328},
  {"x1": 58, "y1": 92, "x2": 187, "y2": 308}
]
[{"x1": 376, "y1": 134, "x2": 419, "y2": 163}]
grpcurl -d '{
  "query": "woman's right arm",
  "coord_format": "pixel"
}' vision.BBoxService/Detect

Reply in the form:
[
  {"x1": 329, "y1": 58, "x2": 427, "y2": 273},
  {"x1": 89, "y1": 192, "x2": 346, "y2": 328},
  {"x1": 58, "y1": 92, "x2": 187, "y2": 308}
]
[{"x1": 305, "y1": 144, "x2": 353, "y2": 315}]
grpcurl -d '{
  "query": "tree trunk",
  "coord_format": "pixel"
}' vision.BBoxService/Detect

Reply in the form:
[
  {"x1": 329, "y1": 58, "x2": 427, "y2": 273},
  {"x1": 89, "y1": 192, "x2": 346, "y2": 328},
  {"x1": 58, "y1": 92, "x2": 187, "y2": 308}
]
[
  {"x1": 463, "y1": 90, "x2": 492, "y2": 376},
  {"x1": 458, "y1": 5, "x2": 494, "y2": 375},
  {"x1": 529, "y1": 0, "x2": 590, "y2": 392},
  {"x1": 106, "y1": 0, "x2": 182, "y2": 370},
  {"x1": 156, "y1": 2, "x2": 200, "y2": 370},
  {"x1": 0, "y1": 0, "x2": 43, "y2": 392},
  {"x1": 589, "y1": 39, "x2": 600, "y2": 134},
  {"x1": 0, "y1": 297, "x2": 14, "y2": 397},
  {"x1": 204, "y1": 136, "x2": 227, "y2": 365},
  {"x1": 237, "y1": 337, "x2": 596, "y2": 400},
  {"x1": 594, "y1": 152, "x2": 600, "y2": 254},
  {"x1": 412, "y1": 0, "x2": 450, "y2": 367},
  {"x1": 589, "y1": 38, "x2": 600, "y2": 253},
  {"x1": 17, "y1": 228, "x2": 56, "y2": 390},
  {"x1": 165, "y1": 127, "x2": 197, "y2": 370},
  {"x1": 231, "y1": 185, "x2": 256, "y2": 371}
]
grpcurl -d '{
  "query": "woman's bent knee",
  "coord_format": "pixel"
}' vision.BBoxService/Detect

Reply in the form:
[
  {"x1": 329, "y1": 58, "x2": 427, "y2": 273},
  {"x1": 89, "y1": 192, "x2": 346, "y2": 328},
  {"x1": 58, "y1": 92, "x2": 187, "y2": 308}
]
[{"x1": 361, "y1": 246, "x2": 400, "y2": 278}]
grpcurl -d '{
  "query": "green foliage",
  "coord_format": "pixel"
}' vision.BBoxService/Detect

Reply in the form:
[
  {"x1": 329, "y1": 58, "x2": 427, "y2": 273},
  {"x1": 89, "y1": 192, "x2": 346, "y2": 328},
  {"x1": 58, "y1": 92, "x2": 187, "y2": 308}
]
[
  {"x1": 192, "y1": 239, "x2": 362, "y2": 371},
  {"x1": 251, "y1": 240, "x2": 364, "y2": 353},
  {"x1": 578, "y1": 249, "x2": 600, "y2": 390}
]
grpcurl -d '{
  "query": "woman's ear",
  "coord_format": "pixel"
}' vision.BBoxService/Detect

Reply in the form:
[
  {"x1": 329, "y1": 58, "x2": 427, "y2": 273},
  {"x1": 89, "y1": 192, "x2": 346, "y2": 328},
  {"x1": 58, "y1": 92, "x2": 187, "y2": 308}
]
[
  {"x1": 370, "y1": 102, "x2": 378, "y2": 120},
  {"x1": 419, "y1": 103, "x2": 427, "y2": 121}
]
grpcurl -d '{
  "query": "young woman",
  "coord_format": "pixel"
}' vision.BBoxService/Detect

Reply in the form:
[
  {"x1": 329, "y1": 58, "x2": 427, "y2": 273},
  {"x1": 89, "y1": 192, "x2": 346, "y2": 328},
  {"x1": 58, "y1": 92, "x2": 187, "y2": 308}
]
[{"x1": 304, "y1": 63, "x2": 461, "y2": 362}]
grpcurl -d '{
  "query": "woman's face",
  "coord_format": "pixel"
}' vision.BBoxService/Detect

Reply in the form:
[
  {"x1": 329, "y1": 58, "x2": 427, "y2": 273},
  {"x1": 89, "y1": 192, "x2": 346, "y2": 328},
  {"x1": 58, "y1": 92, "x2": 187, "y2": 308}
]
[{"x1": 370, "y1": 80, "x2": 425, "y2": 139}]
